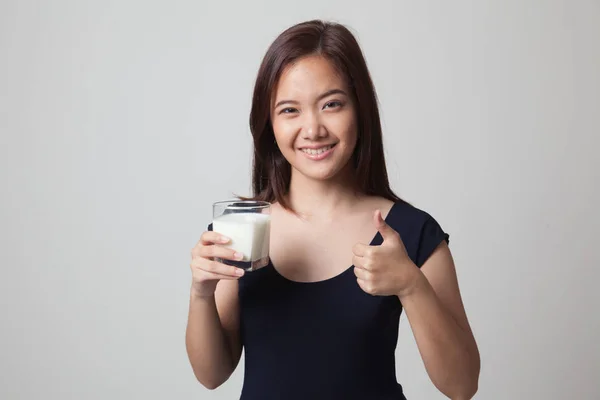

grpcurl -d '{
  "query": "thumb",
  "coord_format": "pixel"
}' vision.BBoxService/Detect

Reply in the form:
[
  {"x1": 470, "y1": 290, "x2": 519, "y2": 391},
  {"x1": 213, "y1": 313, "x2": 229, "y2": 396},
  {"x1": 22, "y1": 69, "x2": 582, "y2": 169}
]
[{"x1": 374, "y1": 209, "x2": 397, "y2": 242}]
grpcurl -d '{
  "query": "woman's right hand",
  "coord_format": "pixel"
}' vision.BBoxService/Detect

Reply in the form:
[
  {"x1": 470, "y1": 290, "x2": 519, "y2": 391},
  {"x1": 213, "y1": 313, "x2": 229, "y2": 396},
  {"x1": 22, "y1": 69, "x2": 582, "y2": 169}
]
[{"x1": 190, "y1": 231, "x2": 245, "y2": 298}]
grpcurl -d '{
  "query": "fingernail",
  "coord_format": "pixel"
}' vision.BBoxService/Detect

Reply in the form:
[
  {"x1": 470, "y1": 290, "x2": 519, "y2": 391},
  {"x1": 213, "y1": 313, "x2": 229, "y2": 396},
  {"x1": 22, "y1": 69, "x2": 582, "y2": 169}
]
[
  {"x1": 220, "y1": 236, "x2": 230, "y2": 243},
  {"x1": 235, "y1": 268, "x2": 245, "y2": 276},
  {"x1": 234, "y1": 252, "x2": 244, "y2": 260}
]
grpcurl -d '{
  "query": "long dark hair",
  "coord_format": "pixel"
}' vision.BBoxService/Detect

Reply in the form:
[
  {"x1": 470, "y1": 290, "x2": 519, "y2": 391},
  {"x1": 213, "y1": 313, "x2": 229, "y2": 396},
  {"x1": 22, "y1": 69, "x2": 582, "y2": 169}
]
[{"x1": 248, "y1": 20, "x2": 400, "y2": 209}]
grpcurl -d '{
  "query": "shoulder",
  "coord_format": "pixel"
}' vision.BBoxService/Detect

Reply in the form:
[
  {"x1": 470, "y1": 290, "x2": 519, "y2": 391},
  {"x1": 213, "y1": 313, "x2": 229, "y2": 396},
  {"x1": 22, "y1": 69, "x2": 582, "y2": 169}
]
[
  {"x1": 387, "y1": 200, "x2": 450, "y2": 267},
  {"x1": 363, "y1": 196, "x2": 395, "y2": 217},
  {"x1": 387, "y1": 199, "x2": 438, "y2": 227}
]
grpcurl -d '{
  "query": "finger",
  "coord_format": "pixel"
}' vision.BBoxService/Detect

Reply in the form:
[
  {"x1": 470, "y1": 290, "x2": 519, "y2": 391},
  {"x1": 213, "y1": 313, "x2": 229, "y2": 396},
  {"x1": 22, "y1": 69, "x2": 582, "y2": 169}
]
[
  {"x1": 374, "y1": 209, "x2": 398, "y2": 242},
  {"x1": 352, "y1": 242, "x2": 372, "y2": 257},
  {"x1": 195, "y1": 269, "x2": 244, "y2": 281},
  {"x1": 353, "y1": 265, "x2": 370, "y2": 281},
  {"x1": 352, "y1": 255, "x2": 367, "y2": 270},
  {"x1": 356, "y1": 278, "x2": 374, "y2": 295},
  {"x1": 200, "y1": 231, "x2": 230, "y2": 246},
  {"x1": 354, "y1": 255, "x2": 376, "y2": 271},
  {"x1": 192, "y1": 259, "x2": 245, "y2": 277},
  {"x1": 191, "y1": 244, "x2": 203, "y2": 259},
  {"x1": 199, "y1": 245, "x2": 244, "y2": 262}
]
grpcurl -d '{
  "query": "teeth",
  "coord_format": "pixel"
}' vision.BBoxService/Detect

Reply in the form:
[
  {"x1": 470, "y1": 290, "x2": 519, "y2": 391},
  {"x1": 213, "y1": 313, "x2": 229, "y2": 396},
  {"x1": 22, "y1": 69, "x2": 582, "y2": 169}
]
[{"x1": 301, "y1": 145, "x2": 333, "y2": 155}]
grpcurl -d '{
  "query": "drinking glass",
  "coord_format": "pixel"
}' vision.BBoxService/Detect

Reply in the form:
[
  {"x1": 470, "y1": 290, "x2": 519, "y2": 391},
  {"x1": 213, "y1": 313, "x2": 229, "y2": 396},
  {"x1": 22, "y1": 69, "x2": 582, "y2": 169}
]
[{"x1": 212, "y1": 200, "x2": 271, "y2": 271}]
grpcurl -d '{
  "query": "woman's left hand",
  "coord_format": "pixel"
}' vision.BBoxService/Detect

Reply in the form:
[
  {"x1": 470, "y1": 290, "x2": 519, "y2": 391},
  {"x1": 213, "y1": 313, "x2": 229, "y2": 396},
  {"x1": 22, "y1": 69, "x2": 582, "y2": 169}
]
[{"x1": 352, "y1": 210, "x2": 422, "y2": 298}]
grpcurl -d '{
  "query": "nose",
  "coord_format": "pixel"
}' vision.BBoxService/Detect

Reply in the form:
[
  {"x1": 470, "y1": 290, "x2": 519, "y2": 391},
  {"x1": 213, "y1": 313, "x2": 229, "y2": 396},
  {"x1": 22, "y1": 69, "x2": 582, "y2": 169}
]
[{"x1": 301, "y1": 112, "x2": 326, "y2": 140}]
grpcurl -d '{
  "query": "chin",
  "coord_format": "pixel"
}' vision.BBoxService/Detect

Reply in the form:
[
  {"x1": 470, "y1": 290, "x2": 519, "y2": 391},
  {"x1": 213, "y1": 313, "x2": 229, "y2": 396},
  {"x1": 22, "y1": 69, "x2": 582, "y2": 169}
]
[{"x1": 292, "y1": 162, "x2": 351, "y2": 182}]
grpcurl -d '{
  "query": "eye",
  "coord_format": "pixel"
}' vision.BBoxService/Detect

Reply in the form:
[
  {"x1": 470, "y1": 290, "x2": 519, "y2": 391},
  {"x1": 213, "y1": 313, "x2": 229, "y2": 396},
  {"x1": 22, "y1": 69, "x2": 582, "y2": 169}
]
[
  {"x1": 323, "y1": 101, "x2": 343, "y2": 110},
  {"x1": 280, "y1": 107, "x2": 298, "y2": 114}
]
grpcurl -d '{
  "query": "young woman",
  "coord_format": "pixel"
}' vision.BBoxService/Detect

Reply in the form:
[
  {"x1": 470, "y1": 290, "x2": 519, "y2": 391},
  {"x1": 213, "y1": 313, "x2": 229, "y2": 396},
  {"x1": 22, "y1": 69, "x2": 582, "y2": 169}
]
[{"x1": 186, "y1": 20, "x2": 480, "y2": 400}]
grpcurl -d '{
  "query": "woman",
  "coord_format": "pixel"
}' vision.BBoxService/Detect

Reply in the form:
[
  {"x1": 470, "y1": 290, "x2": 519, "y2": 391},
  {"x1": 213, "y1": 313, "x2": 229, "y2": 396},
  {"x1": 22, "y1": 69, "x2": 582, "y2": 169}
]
[{"x1": 186, "y1": 20, "x2": 480, "y2": 399}]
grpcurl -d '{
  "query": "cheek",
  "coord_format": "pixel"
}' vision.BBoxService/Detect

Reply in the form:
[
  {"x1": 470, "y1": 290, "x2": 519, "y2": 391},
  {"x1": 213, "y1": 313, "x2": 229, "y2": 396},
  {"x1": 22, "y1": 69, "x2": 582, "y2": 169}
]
[
  {"x1": 346, "y1": 125, "x2": 358, "y2": 147},
  {"x1": 330, "y1": 113, "x2": 358, "y2": 148},
  {"x1": 272, "y1": 119, "x2": 298, "y2": 151},
  {"x1": 273, "y1": 120, "x2": 296, "y2": 158}
]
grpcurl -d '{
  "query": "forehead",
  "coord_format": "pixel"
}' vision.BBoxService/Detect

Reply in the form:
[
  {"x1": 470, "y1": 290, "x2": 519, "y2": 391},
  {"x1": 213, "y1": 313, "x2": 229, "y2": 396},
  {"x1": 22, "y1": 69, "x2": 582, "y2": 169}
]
[{"x1": 274, "y1": 55, "x2": 347, "y2": 99}]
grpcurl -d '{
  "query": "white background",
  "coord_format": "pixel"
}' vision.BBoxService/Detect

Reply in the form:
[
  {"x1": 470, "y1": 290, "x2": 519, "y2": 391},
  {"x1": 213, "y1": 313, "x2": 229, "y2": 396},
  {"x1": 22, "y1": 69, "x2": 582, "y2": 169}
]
[{"x1": 1, "y1": 1, "x2": 599, "y2": 399}]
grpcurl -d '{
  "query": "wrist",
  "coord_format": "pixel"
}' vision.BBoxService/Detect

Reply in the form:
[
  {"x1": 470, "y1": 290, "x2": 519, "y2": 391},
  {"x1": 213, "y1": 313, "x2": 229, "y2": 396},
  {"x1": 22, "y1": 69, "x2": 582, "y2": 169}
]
[
  {"x1": 190, "y1": 283, "x2": 217, "y2": 301},
  {"x1": 397, "y1": 264, "x2": 426, "y2": 300}
]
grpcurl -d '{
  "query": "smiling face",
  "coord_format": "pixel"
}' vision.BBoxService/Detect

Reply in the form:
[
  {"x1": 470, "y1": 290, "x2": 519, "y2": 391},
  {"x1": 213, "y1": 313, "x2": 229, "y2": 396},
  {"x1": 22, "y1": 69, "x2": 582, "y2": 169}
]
[{"x1": 270, "y1": 55, "x2": 358, "y2": 183}]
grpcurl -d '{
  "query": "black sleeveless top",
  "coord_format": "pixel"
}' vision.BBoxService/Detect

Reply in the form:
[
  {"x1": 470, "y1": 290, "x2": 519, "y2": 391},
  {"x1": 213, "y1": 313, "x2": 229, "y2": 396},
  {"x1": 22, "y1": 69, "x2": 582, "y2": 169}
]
[{"x1": 211, "y1": 200, "x2": 449, "y2": 399}]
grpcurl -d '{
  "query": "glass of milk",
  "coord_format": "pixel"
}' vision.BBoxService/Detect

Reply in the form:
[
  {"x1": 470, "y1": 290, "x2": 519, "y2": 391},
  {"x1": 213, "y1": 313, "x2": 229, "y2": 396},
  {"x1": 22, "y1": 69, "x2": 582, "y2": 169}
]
[{"x1": 212, "y1": 200, "x2": 271, "y2": 272}]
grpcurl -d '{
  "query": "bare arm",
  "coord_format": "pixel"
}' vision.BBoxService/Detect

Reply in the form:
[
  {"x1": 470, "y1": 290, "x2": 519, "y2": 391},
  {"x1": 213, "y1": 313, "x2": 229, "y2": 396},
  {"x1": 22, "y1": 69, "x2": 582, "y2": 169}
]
[
  {"x1": 185, "y1": 280, "x2": 242, "y2": 389},
  {"x1": 185, "y1": 232, "x2": 244, "y2": 389},
  {"x1": 399, "y1": 242, "x2": 480, "y2": 399}
]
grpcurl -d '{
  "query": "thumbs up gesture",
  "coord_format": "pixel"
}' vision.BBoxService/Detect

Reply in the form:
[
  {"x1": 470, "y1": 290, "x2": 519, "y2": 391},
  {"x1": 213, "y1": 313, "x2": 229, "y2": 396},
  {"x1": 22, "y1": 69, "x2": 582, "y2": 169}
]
[{"x1": 352, "y1": 210, "x2": 421, "y2": 298}]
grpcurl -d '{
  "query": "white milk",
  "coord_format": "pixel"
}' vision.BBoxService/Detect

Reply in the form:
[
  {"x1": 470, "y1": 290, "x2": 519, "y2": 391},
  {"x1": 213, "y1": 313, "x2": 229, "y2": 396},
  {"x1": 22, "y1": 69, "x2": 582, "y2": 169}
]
[{"x1": 212, "y1": 212, "x2": 271, "y2": 263}]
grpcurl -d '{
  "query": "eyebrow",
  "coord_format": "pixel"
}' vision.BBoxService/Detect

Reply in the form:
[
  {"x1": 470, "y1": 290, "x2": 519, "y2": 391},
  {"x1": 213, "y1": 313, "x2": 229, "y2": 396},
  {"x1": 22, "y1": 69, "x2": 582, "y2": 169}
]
[{"x1": 274, "y1": 88, "x2": 348, "y2": 109}]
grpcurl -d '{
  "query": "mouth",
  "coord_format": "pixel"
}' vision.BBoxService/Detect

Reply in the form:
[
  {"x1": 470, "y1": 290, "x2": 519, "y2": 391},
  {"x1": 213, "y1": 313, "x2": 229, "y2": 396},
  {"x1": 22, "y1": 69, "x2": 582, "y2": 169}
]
[
  {"x1": 300, "y1": 144, "x2": 336, "y2": 156},
  {"x1": 298, "y1": 143, "x2": 337, "y2": 161}
]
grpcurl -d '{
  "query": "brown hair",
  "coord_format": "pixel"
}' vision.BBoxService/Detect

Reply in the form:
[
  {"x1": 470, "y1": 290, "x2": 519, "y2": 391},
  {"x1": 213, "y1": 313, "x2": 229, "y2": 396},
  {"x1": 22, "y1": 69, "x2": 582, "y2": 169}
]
[{"x1": 248, "y1": 20, "x2": 400, "y2": 209}]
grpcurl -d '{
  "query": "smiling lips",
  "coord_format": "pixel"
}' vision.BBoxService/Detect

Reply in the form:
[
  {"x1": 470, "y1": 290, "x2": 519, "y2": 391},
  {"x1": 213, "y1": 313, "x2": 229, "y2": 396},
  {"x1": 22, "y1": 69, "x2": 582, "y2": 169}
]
[{"x1": 299, "y1": 144, "x2": 336, "y2": 160}]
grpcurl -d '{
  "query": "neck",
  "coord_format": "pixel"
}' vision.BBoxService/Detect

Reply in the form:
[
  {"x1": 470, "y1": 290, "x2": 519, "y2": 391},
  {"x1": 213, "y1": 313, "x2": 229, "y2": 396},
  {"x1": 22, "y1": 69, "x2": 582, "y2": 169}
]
[{"x1": 286, "y1": 166, "x2": 363, "y2": 220}]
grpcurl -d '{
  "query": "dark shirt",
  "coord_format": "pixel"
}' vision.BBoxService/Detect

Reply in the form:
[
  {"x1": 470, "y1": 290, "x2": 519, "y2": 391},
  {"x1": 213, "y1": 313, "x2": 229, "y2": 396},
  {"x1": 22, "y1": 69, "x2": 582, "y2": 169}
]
[{"x1": 212, "y1": 200, "x2": 449, "y2": 399}]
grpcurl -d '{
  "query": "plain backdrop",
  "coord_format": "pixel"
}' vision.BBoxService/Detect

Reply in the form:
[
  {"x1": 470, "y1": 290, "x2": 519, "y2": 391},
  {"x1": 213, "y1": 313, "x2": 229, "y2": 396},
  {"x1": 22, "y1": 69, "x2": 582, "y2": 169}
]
[{"x1": 1, "y1": 1, "x2": 599, "y2": 399}]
